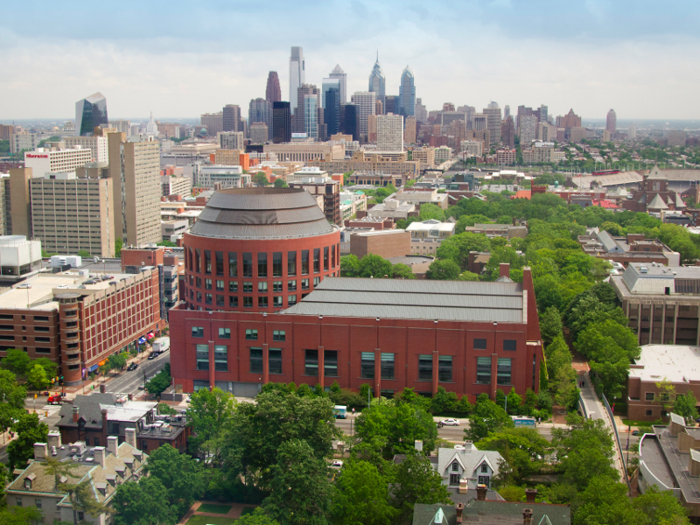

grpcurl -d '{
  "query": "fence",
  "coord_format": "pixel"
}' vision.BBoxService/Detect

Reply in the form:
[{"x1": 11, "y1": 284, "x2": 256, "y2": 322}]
[{"x1": 602, "y1": 393, "x2": 631, "y2": 491}]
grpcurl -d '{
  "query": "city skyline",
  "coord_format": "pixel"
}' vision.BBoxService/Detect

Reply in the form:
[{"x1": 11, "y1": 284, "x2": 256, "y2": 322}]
[{"x1": 1, "y1": 1, "x2": 699, "y2": 120}]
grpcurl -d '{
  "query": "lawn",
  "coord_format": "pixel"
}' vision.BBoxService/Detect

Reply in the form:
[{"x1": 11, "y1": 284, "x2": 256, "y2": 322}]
[
  {"x1": 186, "y1": 516, "x2": 236, "y2": 525},
  {"x1": 197, "y1": 504, "x2": 233, "y2": 515}
]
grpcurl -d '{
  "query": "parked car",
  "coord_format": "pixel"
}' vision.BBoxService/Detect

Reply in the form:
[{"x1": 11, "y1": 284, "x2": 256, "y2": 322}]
[
  {"x1": 330, "y1": 460, "x2": 344, "y2": 469},
  {"x1": 632, "y1": 430, "x2": 640, "y2": 436},
  {"x1": 147, "y1": 352, "x2": 157, "y2": 360},
  {"x1": 127, "y1": 362, "x2": 138, "y2": 371},
  {"x1": 439, "y1": 418, "x2": 460, "y2": 427}
]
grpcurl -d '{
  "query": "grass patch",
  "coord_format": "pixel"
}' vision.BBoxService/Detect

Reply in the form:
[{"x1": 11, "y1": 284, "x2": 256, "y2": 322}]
[
  {"x1": 239, "y1": 508, "x2": 255, "y2": 516},
  {"x1": 197, "y1": 504, "x2": 233, "y2": 515},
  {"x1": 186, "y1": 516, "x2": 236, "y2": 525}
]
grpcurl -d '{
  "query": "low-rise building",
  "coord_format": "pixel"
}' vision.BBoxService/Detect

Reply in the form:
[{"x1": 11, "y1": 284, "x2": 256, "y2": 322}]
[
  {"x1": 289, "y1": 174, "x2": 342, "y2": 225},
  {"x1": 412, "y1": 146, "x2": 436, "y2": 170},
  {"x1": 162, "y1": 219, "x2": 188, "y2": 241},
  {"x1": 387, "y1": 189, "x2": 449, "y2": 210},
  {"x1": 350, "y1": 229, "x2": 410, "y2": 259},
  {"x1": 347, "y1": 172, "x2": 404, "y2": 187},
  {"x1": 0, "y1": 235, "x2": 43, "y2": 283},
  {"x1": 579, "y1": 231, "x2": 680, "y2": 268},
  {"x1": 367, "y1": 199, "x2": 416, "y2": 220},
  {"x1": 161, "y1": 174, "x2": 192, "y2": 198},
  {"x1": 464, "y1": 223, "x2": 528, "y2": 240},
  {"x1": 460, "y1": 140, "x2": 483, "y2": 157},
  {"x1": 196, "y1": 165, "x2": 250, "y2": 189},
  {"x1": 496, "y1": 149, "x2": 516, "y2": 165},
  {"x1": 406, "y1": 219, "x2": 455, "y2": 255}
]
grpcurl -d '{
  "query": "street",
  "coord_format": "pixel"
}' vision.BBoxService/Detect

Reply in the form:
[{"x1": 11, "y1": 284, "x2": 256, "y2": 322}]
[{"x1": 105, "y1": 351, "x2": 170, "y2": 396}]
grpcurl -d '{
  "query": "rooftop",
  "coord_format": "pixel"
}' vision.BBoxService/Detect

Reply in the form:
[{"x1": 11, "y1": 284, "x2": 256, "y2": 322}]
[
  {"x1": 284, "y1": 277, "x2": 524, "y2": 323},
  {"x1": 630, "y1": 345, "x2": 700, "y2": 384},
  {"x1": 406, "y1": 220, "x2": 456, "y2": 233}
]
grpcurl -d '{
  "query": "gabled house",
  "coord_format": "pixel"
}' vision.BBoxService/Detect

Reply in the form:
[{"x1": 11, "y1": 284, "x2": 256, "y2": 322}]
[{"x1": 436, "y1": 442, "x2": 502, "y2": 490}]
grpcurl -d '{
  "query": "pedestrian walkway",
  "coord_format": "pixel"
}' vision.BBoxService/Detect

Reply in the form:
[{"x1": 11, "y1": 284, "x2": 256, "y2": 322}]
[{"x1": 578, "y1": 370, "x2": 627, "y2": 481}]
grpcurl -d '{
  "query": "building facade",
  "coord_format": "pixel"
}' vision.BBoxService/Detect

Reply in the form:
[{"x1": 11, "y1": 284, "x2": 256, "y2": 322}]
[
  {"x1": 75, "y1": 92, "x2": 109, "y2": 136},
  {"x1": 266, "y1": 71, "x2": 281, "y2": 103},
  {"x1": 24, "y1": 148, "x2": 93, "y2": 178},
  {"x1": 272, "y1": 102, "x2": 292, "y2": 144},
  {"x1": 351, "y1": 91, "x2": 377, "y2": 140},
  {"x1": 398, "y1": 66, "x2": 416, "y2": 117},
  {"x1": 377, "y1": 113, "x2": 404, "y2": 152}
]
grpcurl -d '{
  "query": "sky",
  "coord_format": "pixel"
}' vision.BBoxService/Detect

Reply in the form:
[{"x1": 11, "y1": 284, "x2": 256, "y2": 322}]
[{"x1": 1, "y1": 0, "x2": 699, "y2": 121}]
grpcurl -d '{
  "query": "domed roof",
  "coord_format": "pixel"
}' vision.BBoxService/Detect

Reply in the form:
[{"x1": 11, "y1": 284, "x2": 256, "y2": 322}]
[{"x1": 189, "y1": 188, "x2": 337, "y2": 240}]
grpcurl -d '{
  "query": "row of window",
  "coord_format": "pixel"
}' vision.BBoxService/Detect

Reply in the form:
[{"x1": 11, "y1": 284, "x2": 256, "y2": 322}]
[
  {"x1": 193, "y1": 347, "x2": 514, "y2": 385},
  {"x1": 191, "y1": 278, "x2": 316, "y2": 293},
  {"x1": 192, "y1": 327, "x2": 286, "y2": 341},
  {"x1": 189, "y1": 293, "x2": 302, "y2": 308},
  {"x1": 188, "y1": 248, "x2": 338, "y2": 278}
]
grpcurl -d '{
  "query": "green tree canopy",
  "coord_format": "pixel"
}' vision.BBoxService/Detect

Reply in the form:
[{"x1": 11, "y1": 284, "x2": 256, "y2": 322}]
[
  {"x1": 113, "y1": 476, "x2": 177, "y2": 525},
  {"x1": 391, "y1": 263, "x2": 415, "y2": 279},
  {"x1": 331, "y1": 460, "x2": 398, "y2": 525},
  {"x1": 185, "y1": 386, "x2": 237, "y2": 459},
  {"x1": 273, "y1": 178, "x2": 288, "y2": 188},
  {"x1": 7, "y1": 413, "x2": 49, "y2": 471},
  {"x1": 358, "y1": 254, "x2": 393, "y2": 278},
  {"x1": 391, "y1": 453, "x2": 451, "y2": 523},
  {"x1": 27, "y1": 364, "x2": 49, "y2": 390},
  {"x1": 418, "y1": 203, "x2": 446, "y2": 221},
  {"x1": 145, "y1": 445, "x2": 205, "y2": 517},
  {"x1": 1, "y1": 349, "x2": 32, "y2": 378},
  {"x1": 465, "y1": 394, "x2": 514, "y2": 442},
  {"x1": 435, "y1": 233, "x2": 491, "y2": 271},
  {"x1": 253, "y1": 172, "x2": 270, "y2": 186},
  {"x1": 426, "y1": 259, "x2": 461, "y2": 280}
]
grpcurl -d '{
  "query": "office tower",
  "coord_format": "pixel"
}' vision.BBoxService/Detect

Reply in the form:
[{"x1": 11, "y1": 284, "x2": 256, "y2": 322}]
[
  {"x1": 9, "y1": 168, "x2": 32, "y2": 237},
  {"x1": 385, "y1": 96, "x2": 398, "y2": 115},
  {"x1": 304, "y1": 94, "x2": 319, "y2": 139},
  {"x1": 405, "y1": 116, "x2": 417, "y2": 145},
  {"x1": 504, "y1": 105, "x2": 510, "y2": 119},
  {"x1": 473, "y1": 114, "x2": 487, "y2": 131},
  {"x1": 218, "y1": 131, "x2": 244, "y2": 150},
  {"x1": 606, "y1": 109, "x2": 617, "y2": 134},
  {"x1": 367, "y1": 115, "x2": 377, "y2": 143},
  {"x1": 556, "y1": 109, "x2": 582, "y2": 129},
  {"x1": 223, "y1": 104, "x2": 241, "y2": 132},
  {"x1": 443, "y1": 103, "x2": 455, "y2": 112},
  {"x1": 111, "y1": 119, "x2": 130, "y2": 135},
  {"x1": 501, "y1": 116, "x2": 515, "y2": 148},
  {"x1": 415, "y1": 98, "x2": 428, "y2": 124},
  {"x1": 294, "y1": 84, "x2": 320, "y2": 134},
  {"x1": 289, "y1": 47, "x2": 305, "y2": 114},
  {"x1": 483, "y1": 103, "x2": 502, "y2": 145},
  {"x1": 250, "y1": 123, "x2": 269, "y2": 144},
  {"x1": 322, "y1": 81, "x2": 341, "y2": 136},
  {"x1": 145, "y1": 112, "x2": 158, "y2": 137},
  {"x1": 398, "y1": 66, "x2": 416, "y2": 117},
  {"x1": 30, "y1": 174, "x2": 115, "y2": 257},
  {"x1": 265, "y1": 71, "x2": 282, "y2": 103},
  {"x1": 537, "y1": 121, "x2": 556, "y2": 142},
  {"x1": 249, "y1": 98, "x2": 273, "y2": 140},
  {"x1": 329, "y1": 64, "x2": 347, "y2": 104},
  {"x1": 377, "y1": 114, "x2": 404, "y2": 152},
  {"x1": 0, "y1": 125, "x2": 14, "y2": 141},
  {"x1": 75, "y1": 92, "x2": 109, "y2": 136},
  {"x1": 368, "y1": 53, "x2": 386, "y2": 106},
  {"x1": 273, "y1": 102, "x2": 291, "y2": 143},
  {"x1": 340, "y1": 104, "x2": 359, "y2": 141},
  {"x1": 351, "y1": 91, "x2": 376, "y2": 141},
  {"x1": 519, "y1": 115, "x2": 538, "y2": 146},
  {"x1": 201, "y1": 112, "x2": 224, "y2": 136},
  {"x1": 538, "y1": 105, "x2": 548, "y2": 124},
  {"x1": 63, "y1": 135, "x2": 108, "y2": 163},
  {"x1": 107, "y1": 132, "x2": 161, "y2": 246},
  {"x1": 376, "y1": 100, "x2": 383, "y2": 116},
  {"x1": 628, "y1": 124, "x2": 637, "y2": 140}
]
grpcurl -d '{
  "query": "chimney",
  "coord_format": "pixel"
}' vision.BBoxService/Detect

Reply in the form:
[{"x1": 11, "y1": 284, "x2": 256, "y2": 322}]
[
  {"x1": 476, "y1": 484, "x2": 487, "y2": 501},
  {"x1": 125, "y1": 428, "x2": 137, "y2": 449},
  {"x1": 499, "y1": 263, "x2": 510, "y2": 278},
  {"x1": 525, "y1": 489, "x2": 537, "y2": 503},
  {"x1": 100, "y1": 384, "x2": 106, "y2": 393},
  {"x1": 47, "y1": 432, "x2": 61, "y2": 449},
  {"x1": 72, "y1": 405, "x2": 80, "y2": 423},
  {"x1": 107, "y1": 436, "x2": 119, "y2": 457},
  {"x1": 523, "y1": 508, "x2": 533, "y2": 525},
  {"x1": 414, "y1": 440, "x2": 423, "y2": 452},
  {"x1": 33, "y1": 443, "x2": 47, "y2": 460},
  {"x1": 458, "y1": 478, "x2": 468, "y2": 494},
  {"x1": 93, "y1": 447, "x2": 106, "y2": 468},
  {"x1": 456, "y1": 503, "x2": 464, "y2": 523}
]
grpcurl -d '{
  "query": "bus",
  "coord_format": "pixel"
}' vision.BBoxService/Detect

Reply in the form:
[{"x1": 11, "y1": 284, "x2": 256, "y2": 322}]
[{"x1": 511, "y1": 416, "x2": 536, "y2": 427}]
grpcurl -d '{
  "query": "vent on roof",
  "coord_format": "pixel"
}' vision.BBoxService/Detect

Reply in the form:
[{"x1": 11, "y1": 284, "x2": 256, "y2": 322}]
[{"x1": 640, "y1": 266, "x2": 648, "y2": 273}]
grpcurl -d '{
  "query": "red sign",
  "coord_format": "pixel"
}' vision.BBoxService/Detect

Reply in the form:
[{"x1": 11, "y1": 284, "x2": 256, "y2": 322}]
[{"x1": 26, "y1": 154, "x2": 49, "y2": 159}]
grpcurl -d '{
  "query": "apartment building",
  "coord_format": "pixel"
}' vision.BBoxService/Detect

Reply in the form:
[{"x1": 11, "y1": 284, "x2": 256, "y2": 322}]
[
  {"x1": 10, "y1": 132, "x2": 43, "y2": 154},
  {"x1": 30, "y1": 173, "x2": 115, "y2": 257},
  {"x1": 307, "y1": 150, "x2": 420, "y2": 180},
  {"x1": 197, "y1": 165, "x2": 250, "y2": 189},
  {"x1": 24, "y1": 147, "x2": 92, "y2": 177},
  {"x1": 412, "y1": 147, "x2": 436, "y2": 170},
  {"x1": 218, "y1": 131, "x2": 245, "y2": 150},
  {"x1": 262, "y1": 143, "x2": 345, "y2": 162},
  {"x1": 161, "y1": 174, "x2": 192, "y2": 197},
  {"x1": 64, "y1": 135, "x2": 108, "y2": 163},
  {"x1": 377, "y1": 113, "x2": 404, "y2": 152}
]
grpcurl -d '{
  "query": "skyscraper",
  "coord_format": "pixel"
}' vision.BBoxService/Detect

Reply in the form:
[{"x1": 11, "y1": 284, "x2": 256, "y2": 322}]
[
  {"x1": 340, "y1": 104, "x2": 359, "y2": 141},
  {"x1": 273, "y1": 102, "x2": 291, "y2": 144},
  {"x1": 322, "y1": 79, "x2": 341, "y2": 137},
  {"x1": 377, "y1": 114, "x2": 404, "y2": 152},
  {"x1": 368, "y1": 53, "x2": 386, "y2": 106},
  {"x1": 294, "y1": 84, "x2": 320, "y2": 134},
  {"x1": 223, "y1": 105, "x2": 241, "y2": 133},
  {"x1": 249, "y1": 98, "x2": 273, "y2": 140},
  {"x1": 304, "y1": 94, "x2": 319, "y2": 139},
  {"x1": 606, "y1": 109, "x2": 617, "y2": 134},
  {"x1": 405, "y1": 116, "x2": 417, "y2": 145},
  {"x1": 504, "y1": 105, "x2": 511, "y2": 119},
  {"x1": 351, "y1": 91, "x2": 376, "y2": 142},
  {"x1": 398, "y1": 66, "x2": 416, "y2": 117},
  {"x1": 501, "y1": 116, "x2": 515, "y2": 148},
  {"x1": 483, "y1": 102, "x2": 502, "y2": 145},
  {"x1": 415, "y1": 98, "x2": 427, "y2": 124},
  {"x1": 75, "y1": 92, "x2": 109, "y2": 136},
  {"x1": 329, "y1": 64, "x2": 347, "y2": 104},
  {"x1": 265, "y1": 71, "x2": 281, "y2": 103},
  {"x1": 289, "y1": 47, "x2": 305, "y2": 114}
]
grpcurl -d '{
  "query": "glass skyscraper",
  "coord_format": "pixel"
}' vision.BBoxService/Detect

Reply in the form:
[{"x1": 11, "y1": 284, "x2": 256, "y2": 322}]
[
  {"x1": 289, "y1": 47, "x2": 305, "y2": 114},
  {"x1": 368, "y1": 53, "x2": 386, "y2": 107},
  {"x1": 273, "y1": 102, "x2": 291, "y2": 143},
  {"x1": 304, "y1": 94, "x2": 318, "y2": 139},
  {"x1": 75, "y1": 92, "x2": 109, "y2": 136},
  {"x1": 398, "y1": 66, "x2": 416, "y2": 117}
]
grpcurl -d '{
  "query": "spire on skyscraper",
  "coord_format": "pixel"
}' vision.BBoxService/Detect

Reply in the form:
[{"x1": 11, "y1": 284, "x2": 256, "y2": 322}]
[{"x1": 368, "y1": 53, "x2": 386, "y2": 106}]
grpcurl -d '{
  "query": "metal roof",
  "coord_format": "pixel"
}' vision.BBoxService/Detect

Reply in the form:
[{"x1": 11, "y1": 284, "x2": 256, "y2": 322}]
[{"x1": 284, "y1": 277, "x2": 524, "y2": 322}]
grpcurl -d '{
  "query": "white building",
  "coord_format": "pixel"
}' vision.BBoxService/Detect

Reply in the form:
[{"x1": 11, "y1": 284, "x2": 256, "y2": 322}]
[
  {"x1": 197, "y1": 165, "x2": 250, "y2": 189},
  {"x1": 460, "y1": 140, "x2": 483, "y2": 157},
  {"x1": 24, "y1": 147, "x2": 92, "y2": 177},
  {"x1": 217, "y1": 131, "x2": 245, "y2": 150},
  {"x1": 434, "y1": 146, "x2": 452, "y2": 164},
  {"x1": 0, "y1": 235, "x2": 43, "y2": 282},
  {"x1": 64, "y1": 135, "x2": 108, "y2": 163},
  {"x1": 519, "y1": 115, "x2": 538, "y2": 147},
  {"x1": 10, "y1": 133, "x2": 44, "y2": 154},
  {"x1": 351, "y1": 91, "x2": 377, "y2": 139},
  {"x1": 376, "y1": 113, "x2": 404, "y2": 152},
  {"x1": 406, "y1": 219, "x2": 456, "y2": 255}
]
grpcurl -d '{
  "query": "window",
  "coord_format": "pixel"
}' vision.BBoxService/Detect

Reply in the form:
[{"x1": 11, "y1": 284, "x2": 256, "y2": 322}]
[
  {"x1": 302, "y1": 279, "x2": 310, "y2": 290},
  {"x1": 204, "y1": 250, "x2": 212, "y2": 274},
  {"x1": 474, "y1": 338, "x2": 487, "y2": 350},
  {"x1": 273, "y1": 330, "x2": 286, "y2": 341},
  {"x1": 243, "y1": 282, "x2": 253, "y2": 293},
  {"x1": 205, "y1": 279, "x2": 212, "y2": 290},
  {"x1": 273, "y1": 296, "x2": 283, "y2": 307},
  {"x1": 476, "y1": 357, "x2": 491, "y2": 384},
  {"x1": 301, "y1": 250, "x2": 309, "y2": 275},
  {"x1": 481, "y1": 464, "x2": 488, "y2": 473},
  {"x1": 288, "y1": 251, "x2": 297, "y2": 276},
  {"x1": 216, "y1": 251, "x2": 224, "y2": 276},
  {"x1": 246, "y1": 329, "x2": 258, "y2": 340},
  {"x1": 95, "y1": 436, "x2": 101, "y2": 446},
  {"x1": 645, "y1": 392, "x2": 655, "y2": 401},
  {"x1": 78, "y1": 512, "x2": 85, "y2": 522},
  {"x1": 314, "y1": 276, "x2": 321, "y2": 286},
  {"x1": 196, "y1": 344, "x2": 209, "y2": 370},
  {"x1": 450, "y1": 474, "x2": 460, "y2": 486},
  {"x1": 438, "y1": 356, "x2": 452, "y2": 382},
  {"x1": 313, "y1": 248, "x2": 320, "y2": 273},
  {"x1": 323, "y1": 350, "x2": 338, "y2": 376},
  {"x1": 452, "y1": 462, "x2": 459, "y2": 472},
  {"x1": 205, "y1": 293, "x2": 212, "y2": 305},
  {"x1": 288, "y1": 295, "x2": 297, "y2": 305},
  {"x1": 646, "y1": 409, "x2": 653, "y2": 416},
  {"x1": 305, "y1": 350, "x2": 318, "y2": 376},
  {"x1": 244, "y1": 297, "x2": 253, "y2": 308},
  {"x1": 332, "y1": 244, "x2": 336, "y2": 268},
  {"x1": 229, "y1": 296, "x2": 238, "y2": 308},
  {"x1": 229, "y1": 281, "x2": 238, "y2": 292},
  {"x1": 35, "y1": 499, "x2": 42, "y2": 509},
  {"x1": 216, "y1": 295, "x2": 224, "y2": 307},
  {"x1": 216, "y1": 280, "x2": 224, "y2": 291},
  {"x1": 418, "y1": 354, "x2": 432, "y2": 381},
  {"x1": 273, "y1": 281, "x2": 283, "y2": 292},
  {"x1": 16, "y1": 497, "x2": 22, "y2": 507},
  {"x1": 219, "y1": 328, "x2": 231, "y2": 339},
  {"x1": 273, "y1": 252, "x2": 283, "y2": 277},
  {"x1": 214, "y1": 346, "x2": 227, "y2": 371},
  {"x1": 361, "y1": 352, "x2": 375, "y2": 378},
  {"x1": 270, "y1": 348, "x2": 282, "y2": 375},
  {"x1": 503, "y1": 340, "x2": 517, "y2": 351},
  {"x1": 323, "y1": 247, "x2": 329, "y2": 272},
  {"x1": 196, "y1": 277, "x2": 202, "y2": 288},
  {"x1": 258, "y1": 296, "x2": 268, "y2": 308},
  {"x1": 250, "y1": 348, "x2": 263, "y2": 374},
  {"x1": 195, "y1": 248, "x2": 201, "y2": 273},
  {"x1": 192, "y1": 327, "x2": 204, "y2": 338},
  {"x1": 381, "y1": 353, "x2": 395, "y2": 380},
  {"x1": 288, "y1": 280, "x2": 297, "y2": 291},
  {"x1": 497, "y1": 358, "x2": 512, "y2": 385},
  {"x1": 243, "y1": 253, "x2": 253, "y2": 277},
  {"x1": 258, "y1": 282, "x2": 268, "y2": 293},
  {"x1": 257, "y1": 253, "x2": 268, "y2": 277},
  {"x1": 229, "y1": 252, "x2": 238, "y2": 277}
]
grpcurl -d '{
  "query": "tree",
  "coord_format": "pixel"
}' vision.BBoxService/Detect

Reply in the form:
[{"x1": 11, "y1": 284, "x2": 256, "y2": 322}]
[
  {"x1": 506, "y1": 387, "x2": 522, "y2": 415},
  {"x1": 115, "y1": 238, "x2": 123, "y2": 257},
  {"x1": 1, "y1": 349, "x2": 31, "y2": 378},
  {"x1": 655, "y1": 379, "x2": 676, "y2": 415},
  {"x1": 263, "y1": 439, "x2": 333, "y2": 525},
  {"x1": 331, "y1": 460, "x2": 398, "y2": 525},
  {"x1": 358, "y1": 254, "x2": 392, "y2": 278},
  {"x1": 475, "y1": 427, "x2": 549, "y2": 483},
  {"x1": 0, "y1": 370, "x2": 26, "y2": 436},
  {"x1": 253, "y1": 172, "x2": 270, "y2": 186},
  {"x1": 33, "y1": 357, "x2": 58, "y2": 380},
  {"x1": 457, "y1": 271, "x2": 480, "y2": 281},
  {"x1": 77, "y1": 250, "x2": 91, "y2": 258},
  {"x1": 274, "y1": 178, "x2": 288, "y2": 188},
  {"x1": 185, "y1": 386, "x2": 237, "y2": 459},
  {"x1": 237, "y1": 508, "x2": 282, "y2": 525},
  {"x1": 539, "y1": 307, "x2": 563, "y2": 348},
  {"x1": 340, "y1": 255, "x2": 360, "y2": 277},
  {"x1": 41, "y1": 456, "x2": 81, "y2": 490},
  {"x1": 7, "y1": 413, "x2": 49, "y2": 471},
  {"x1": 145, "y1": 363, "x2": 172, "y2": 397},
  {"x1": 426, "y1": 259, "x2": 461, "y2": 280},
  {"x1": 27, "y1": 364, "x2": 49, "y2": 390},
  {"x1": 430, "y1": 387, "x2": 458, "y2": 415},
  {"x1": 0, "y1": 506, "x2": 44, "y2": 525},
  {"x1": 391, "y1": 263, "x2": 415, "y2": 279},
  {"x1": 113, "y1": 476, "x2": 177, "y2": 525},
  {"x1": 465, "y1": 394, "x2": 514, "y2": 442},
  {"x1": 157, "y1": 403, "x2": 177, "y2": 415},
  {"x1": 674, "y1": 391, "x2": 699, "y2": 425},
  {"x1": 108, "y1": 353, "x2": 127, "y2": 371},
  {"x1": 145, "y1": 445, "x2": 204, "y2": 517},
  {"x1": 435, "y1": 233, "x2": 491, "y2": 270},
  {"x1": 631, "y1": 485, "x2": 691, "y2": 524},
  {"x1": 392, "y1": 453, "x2": 451, "y2": 523},
  {"x1": 418, "y1": 204, "x2": 445, "y2": 221},
  {"x1": 574, "y1": 478, "x2": 643, "y2": 525}
]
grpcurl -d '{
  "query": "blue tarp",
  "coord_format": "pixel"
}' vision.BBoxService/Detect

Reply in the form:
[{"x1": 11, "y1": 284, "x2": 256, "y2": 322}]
[{"x1": 138, "y1": 337, "x2": 147, "y2": 344}]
